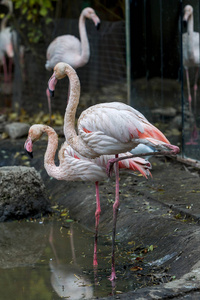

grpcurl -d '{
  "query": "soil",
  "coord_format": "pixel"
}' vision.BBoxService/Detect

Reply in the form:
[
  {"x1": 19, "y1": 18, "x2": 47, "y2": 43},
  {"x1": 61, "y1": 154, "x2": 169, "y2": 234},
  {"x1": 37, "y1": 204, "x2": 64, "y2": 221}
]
[{"x1": 1, "y1": 138, "x2": 200, "y2": 299}]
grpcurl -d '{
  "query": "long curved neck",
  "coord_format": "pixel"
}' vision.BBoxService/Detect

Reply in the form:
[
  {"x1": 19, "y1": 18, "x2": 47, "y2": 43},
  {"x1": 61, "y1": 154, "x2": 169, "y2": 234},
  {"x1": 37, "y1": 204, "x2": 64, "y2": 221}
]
[
  {"x1": 78, "y1": 12, "x2": 90, "y2": 66},
  {"x1": 1, "y1": 0, "x2": 13, "y2": 31},
  {"x1": 187, "y1": 14, "x2": 194, "y2": 34},
  {"x1": 43, "y1": 126, "x2": 60, "y2": 178},
  {"x1": 64, "y1": 66, "x2": 96, "y2": 158},
  {"x1": 64, "y1": 68, "x2": 80, "y2": 142}
]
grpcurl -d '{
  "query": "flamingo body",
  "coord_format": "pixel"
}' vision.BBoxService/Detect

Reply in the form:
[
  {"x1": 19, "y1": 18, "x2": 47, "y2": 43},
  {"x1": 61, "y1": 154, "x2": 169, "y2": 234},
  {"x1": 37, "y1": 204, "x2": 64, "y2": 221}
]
[{"x1": 46, "y1": 35, "x2": 84, "y2": 70}]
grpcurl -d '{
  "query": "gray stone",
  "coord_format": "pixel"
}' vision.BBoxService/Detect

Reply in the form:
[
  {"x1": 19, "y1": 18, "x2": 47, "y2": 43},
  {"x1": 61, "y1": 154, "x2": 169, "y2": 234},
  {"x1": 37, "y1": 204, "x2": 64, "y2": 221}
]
[
  {"x1": 5, "y1": 122, "x2": 30, "y2": 139},
  {"x1": 0, "y1": 166, "x2": 51, "y2": 221}
]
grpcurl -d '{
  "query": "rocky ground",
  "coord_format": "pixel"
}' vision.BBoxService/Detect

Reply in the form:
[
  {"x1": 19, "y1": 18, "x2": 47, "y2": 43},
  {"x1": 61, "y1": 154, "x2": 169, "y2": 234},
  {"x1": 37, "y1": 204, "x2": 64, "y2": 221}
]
[{"x1": 1, "y1": 136, "x2": 200, "y2": 299}]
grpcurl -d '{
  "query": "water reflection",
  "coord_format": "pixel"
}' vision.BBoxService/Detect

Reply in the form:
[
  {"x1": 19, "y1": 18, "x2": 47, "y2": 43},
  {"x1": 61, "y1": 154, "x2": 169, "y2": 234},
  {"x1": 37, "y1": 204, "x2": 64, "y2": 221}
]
[
  {"x1": 0, "y1": 220, "x2": 118, "y2": 299},
  {"x1": 49, "y1": 224, "x2": 93, "y2": 299}
]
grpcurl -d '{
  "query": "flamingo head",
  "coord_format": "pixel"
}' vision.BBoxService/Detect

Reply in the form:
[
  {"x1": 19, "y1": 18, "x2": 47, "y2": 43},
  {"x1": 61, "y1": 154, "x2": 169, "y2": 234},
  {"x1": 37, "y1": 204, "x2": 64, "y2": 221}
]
[
  {"x1": 83, "y1": 7, "x2": 101, "y2": 29},
  {"x1": 48, "y1": 62, "x2": 79, "y2": 97},
  {"x1": 24, "y1": 125, "x2": 45, "y2": 158},
  {"x1": 183, "y1": 5, "x2": 193, "y2": 26}
]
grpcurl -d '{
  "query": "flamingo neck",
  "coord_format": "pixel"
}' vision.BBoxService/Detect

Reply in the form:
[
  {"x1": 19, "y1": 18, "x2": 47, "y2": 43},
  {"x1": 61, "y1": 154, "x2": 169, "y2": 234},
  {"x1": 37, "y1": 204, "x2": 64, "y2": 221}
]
[
  {"x1": 64, "y1": 66, "x2": 97, "y2": 158},
  {"x1": 78, "y1": 12, "x2": 90, "y2": 66},
  {"x1": 42, "y1": 125, "x2": 60, "y2": 178},
  {"x1": 187, "y1": 14, "x2": 194, "y2": 34},
  {"x1": 1, "y1": 0, "x2": 13, "y2": 31}
]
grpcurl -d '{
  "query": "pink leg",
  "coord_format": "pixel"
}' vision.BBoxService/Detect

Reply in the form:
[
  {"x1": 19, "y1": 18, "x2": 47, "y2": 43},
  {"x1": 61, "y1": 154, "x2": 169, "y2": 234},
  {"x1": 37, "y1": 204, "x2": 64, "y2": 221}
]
[
  {"x1": 93, "y1": 181, "x2": 101, "y2": 266},
  {"x1": 109, "y1": 154, "x2": 120, "y2": 281},
  {"x1": 2, "y1": 56, "x2": 8, "y2": 82},
  {"x1": 8, "y1": 57, "x2": 13, "y2": 82},
  {"x1": 194, "y1": 68, "x2": 199, "y2": 114},
  {"x1": 185, "y1": 69, "x2": 192, "y2": 112}
]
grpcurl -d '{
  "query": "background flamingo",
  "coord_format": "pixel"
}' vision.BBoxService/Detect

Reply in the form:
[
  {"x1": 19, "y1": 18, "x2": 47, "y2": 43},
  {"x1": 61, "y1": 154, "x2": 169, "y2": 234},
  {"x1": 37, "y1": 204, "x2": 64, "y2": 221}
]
[
  {"x1": 24, "y1": 124, "x2": 152, "y2": 268},
  {"x1": 0, "y1": 0, "x2": 17, "y2": 82},
  {"x1": 45, "y1": 7, "x2": 100, "y2": 121},
  {"x1": 183, "y1": 4, "x2": 199, "y2": 112},
  {"x1": 48, "y1": 62, "x2": 180, "y2": 280},
  {"x1": 182, "y1": 4, "x2": 199, "y2": 144}
]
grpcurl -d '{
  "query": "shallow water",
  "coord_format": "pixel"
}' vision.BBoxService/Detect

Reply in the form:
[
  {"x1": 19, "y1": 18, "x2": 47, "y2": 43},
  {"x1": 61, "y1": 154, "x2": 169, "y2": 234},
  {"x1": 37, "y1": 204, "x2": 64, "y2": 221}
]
[{"x1": 0, "y1": 218, "x2": 155, "y2": 300}]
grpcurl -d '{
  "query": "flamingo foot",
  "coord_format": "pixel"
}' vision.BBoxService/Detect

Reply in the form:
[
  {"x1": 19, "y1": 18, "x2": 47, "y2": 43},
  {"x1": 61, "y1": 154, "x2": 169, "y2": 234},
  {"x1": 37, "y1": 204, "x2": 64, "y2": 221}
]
[
  {"x1": 185, "y1": 138, "x2": 198, "y2": 145},
  {"x1": 109, "y1": 270, "x2": 117, "y2": 281}
]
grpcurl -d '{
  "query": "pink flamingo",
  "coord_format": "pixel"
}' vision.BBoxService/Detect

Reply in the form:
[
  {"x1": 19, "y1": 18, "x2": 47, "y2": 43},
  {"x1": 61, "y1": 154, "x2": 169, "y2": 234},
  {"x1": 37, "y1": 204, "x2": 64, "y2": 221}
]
[
  {"x1": 183, "y1": 5, "x2": 199, "y2": 145},
  {"x1": 48, "y1": 62, "x2": 180, "y2": 280},
  {"x1": 45, "y1": 7, "x2": 100, "y2": 120},
  {"x1": 0, "y1": 0, "x2": 17, "y2": 82},
  {"x1": 24, "y1": 124, "x2": 152, "y2": 268}
]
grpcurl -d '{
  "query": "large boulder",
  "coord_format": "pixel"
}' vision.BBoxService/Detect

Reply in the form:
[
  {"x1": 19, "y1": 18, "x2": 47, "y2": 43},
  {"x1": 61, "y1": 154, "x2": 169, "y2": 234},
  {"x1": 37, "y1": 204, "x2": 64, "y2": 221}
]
[{"x1": 0, "y1": 166, "x2": 52, "y2": 221}]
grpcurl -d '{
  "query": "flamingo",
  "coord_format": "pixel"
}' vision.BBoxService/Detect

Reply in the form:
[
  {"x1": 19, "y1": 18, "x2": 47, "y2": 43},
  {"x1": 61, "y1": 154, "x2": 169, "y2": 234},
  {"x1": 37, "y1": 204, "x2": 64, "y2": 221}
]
[
  {"x1": 0, "y1": 0, "x2": 17, "y2": 82},
  {"x1": 47, "y1": 62, "x2": 180, "y2": 280},
  {"x1": 45, "y1": 7, "x2": 100, "y2": 121},
  {"x1": 24, "y1": 124, "x2": 152, "y2": 268},
  {"x1": 183, "y1": 5, "x2": 200, "y2": 113},
  {"x1": 182, "y1": 4, "x2": 200, "y2": 144}
]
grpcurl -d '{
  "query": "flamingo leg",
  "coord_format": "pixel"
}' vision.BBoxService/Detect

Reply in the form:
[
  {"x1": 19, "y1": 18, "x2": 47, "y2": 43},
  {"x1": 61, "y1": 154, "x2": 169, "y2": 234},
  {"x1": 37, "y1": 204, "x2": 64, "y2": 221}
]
[
  {"x1": 2, "y1": 56, "x2": 8, "y2": 82},
  {"x1": 185, "y1": 69, "x2": 192, "y2": 112},
  {"x1": 93, "y1": 181, "x2": 101, "y2": 266},
  {"x1": 194, "y1": 67, "x2": 199, "y2": 114},
  {"x1": 8, "y1": 57, "x2": 13, "y2": 82},
  {"x1": 109, "y1": 154, "x2": 119, "y2": 281}
]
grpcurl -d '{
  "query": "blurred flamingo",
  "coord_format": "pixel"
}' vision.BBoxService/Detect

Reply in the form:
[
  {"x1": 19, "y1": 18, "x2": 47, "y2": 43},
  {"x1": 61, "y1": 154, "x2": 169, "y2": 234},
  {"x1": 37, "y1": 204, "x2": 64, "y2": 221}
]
[
  {"x1": 0, "y1": 0, "x2": 16, "y2": 82},
  {"x1": 24, "y1": 124, "x2": 152, "y2": 268},
  {"x1": 45, "y1": 7, "x2": 100, "y2": 121},
  {"x1": 183, "y1": 4, "x2": 199, "y2": 112},
  {"x1": 183, "y1": 4, "x2": 199, "y2": 144},
  {"x1": 48, "y1": 62, "x2": 180, "y2": 280}
]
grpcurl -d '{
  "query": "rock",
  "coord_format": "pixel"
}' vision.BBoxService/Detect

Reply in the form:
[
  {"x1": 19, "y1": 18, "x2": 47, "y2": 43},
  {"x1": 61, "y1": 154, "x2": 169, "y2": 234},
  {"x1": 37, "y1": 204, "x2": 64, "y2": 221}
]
[
  {"x1": 0, "y1": 166, "x2": 51, "y2": 221},
  {"x1": 151, "y1": 107, "x2": 177, "y2": 117},
  {"x1": 5, "y1": 122, "x2": 30, "y2": 139}
]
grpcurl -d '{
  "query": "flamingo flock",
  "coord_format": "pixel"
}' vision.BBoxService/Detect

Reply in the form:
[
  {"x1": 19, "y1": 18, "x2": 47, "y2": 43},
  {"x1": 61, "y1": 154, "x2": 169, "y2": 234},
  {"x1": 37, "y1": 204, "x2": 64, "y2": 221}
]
[{"x1": 23, "y1": 6, "x2": 181, "y2": 283}]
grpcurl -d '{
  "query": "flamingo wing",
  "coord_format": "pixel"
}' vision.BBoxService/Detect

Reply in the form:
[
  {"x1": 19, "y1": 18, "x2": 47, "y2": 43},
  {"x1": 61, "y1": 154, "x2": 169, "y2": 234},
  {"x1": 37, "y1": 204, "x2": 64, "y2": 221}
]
[{"x1": 78, "y1": 102, "x2": 170, "y2": 155}]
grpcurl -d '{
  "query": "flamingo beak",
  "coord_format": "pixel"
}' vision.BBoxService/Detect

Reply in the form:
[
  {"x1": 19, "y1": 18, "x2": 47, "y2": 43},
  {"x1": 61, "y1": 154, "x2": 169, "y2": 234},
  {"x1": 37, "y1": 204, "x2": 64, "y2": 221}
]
[
  {"x1": 24, "y1": 137, "x2": 33, "y2": 158},
  {"x1": 91, "y1": 14, "x2": 101, "y2": 30},
  {"x1": 48, "y1": 73, "x2": 58, "y2": 97}
]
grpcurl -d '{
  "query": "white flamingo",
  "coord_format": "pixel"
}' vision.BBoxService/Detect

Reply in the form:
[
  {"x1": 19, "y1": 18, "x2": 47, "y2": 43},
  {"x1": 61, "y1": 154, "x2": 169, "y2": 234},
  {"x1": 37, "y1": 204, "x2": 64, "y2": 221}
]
[
  {"x1": 24, "y1": 124, "x2": 152, "y2": 268},
  {"x1": 0, "y1": 0, "x2": 17, "y2": 82},
  {"x1": 183, "y1": 4, "x2": 200, "y2": 112},
  {"x1": 45, "y1": 7, "x2": 100, "y2": 120},
  {"x1": 47, "y1": 62, "x2": 180, "y2": 280}
]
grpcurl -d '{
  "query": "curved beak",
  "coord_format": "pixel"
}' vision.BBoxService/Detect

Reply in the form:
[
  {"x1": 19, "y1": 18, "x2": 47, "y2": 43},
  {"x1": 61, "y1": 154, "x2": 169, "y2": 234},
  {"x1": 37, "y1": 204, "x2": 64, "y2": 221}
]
[
  {"x1": 91, "y1": 13, "x2": 101, "y2": 30},
  {"x1": 26, "y1": 150, "x2": 33, "y2": 158},
  {"x1": 24, "y1": 137, "x2": 33, "y2": 158},
  {"x1": 48, "y1": 73, "x2": 58, "y2": 97}
]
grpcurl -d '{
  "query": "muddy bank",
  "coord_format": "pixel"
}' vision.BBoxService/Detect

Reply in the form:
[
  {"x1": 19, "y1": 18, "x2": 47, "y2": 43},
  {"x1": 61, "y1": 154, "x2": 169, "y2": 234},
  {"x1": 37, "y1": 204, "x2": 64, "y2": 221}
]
[{"x1": 1, "y1": 139, "x2": 200, "y2": 299}]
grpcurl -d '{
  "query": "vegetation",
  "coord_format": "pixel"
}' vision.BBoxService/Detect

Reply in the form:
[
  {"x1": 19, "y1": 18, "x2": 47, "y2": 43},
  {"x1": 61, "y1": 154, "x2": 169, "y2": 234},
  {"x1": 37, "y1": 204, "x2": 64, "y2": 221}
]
[{"x1": 12, "y1": 0, "x2": 56, "y2": 44}]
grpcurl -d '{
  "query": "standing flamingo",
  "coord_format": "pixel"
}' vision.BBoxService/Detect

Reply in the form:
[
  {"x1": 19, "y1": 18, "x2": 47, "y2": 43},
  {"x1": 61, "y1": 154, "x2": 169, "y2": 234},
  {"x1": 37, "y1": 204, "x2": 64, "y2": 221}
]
[
  {"x1": 45, "y1": 7, "x2": 100, "y2": 120},
  {"x1": 0, "y1": 0, "x2": 17, "y2": 82},
  {"x1": 183, "y1": 5, "x2": 200, "y2": 112},
  {"x1": 182, "y1": 4, "x2": 199, "y2": 144},
  {"x1": 47, "y1": 62, "x2": 180, "y2": 280},
  {"x1": 24, "y1": 124, "x2": 152, "y2": 268}
]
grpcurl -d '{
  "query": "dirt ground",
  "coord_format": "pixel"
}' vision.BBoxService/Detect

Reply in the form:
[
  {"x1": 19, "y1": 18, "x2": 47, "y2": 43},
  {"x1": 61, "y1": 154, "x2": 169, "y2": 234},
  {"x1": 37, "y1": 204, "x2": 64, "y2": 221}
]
[{"x1": 2, "y1": 139, "x2": 200, "y2": 299}]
